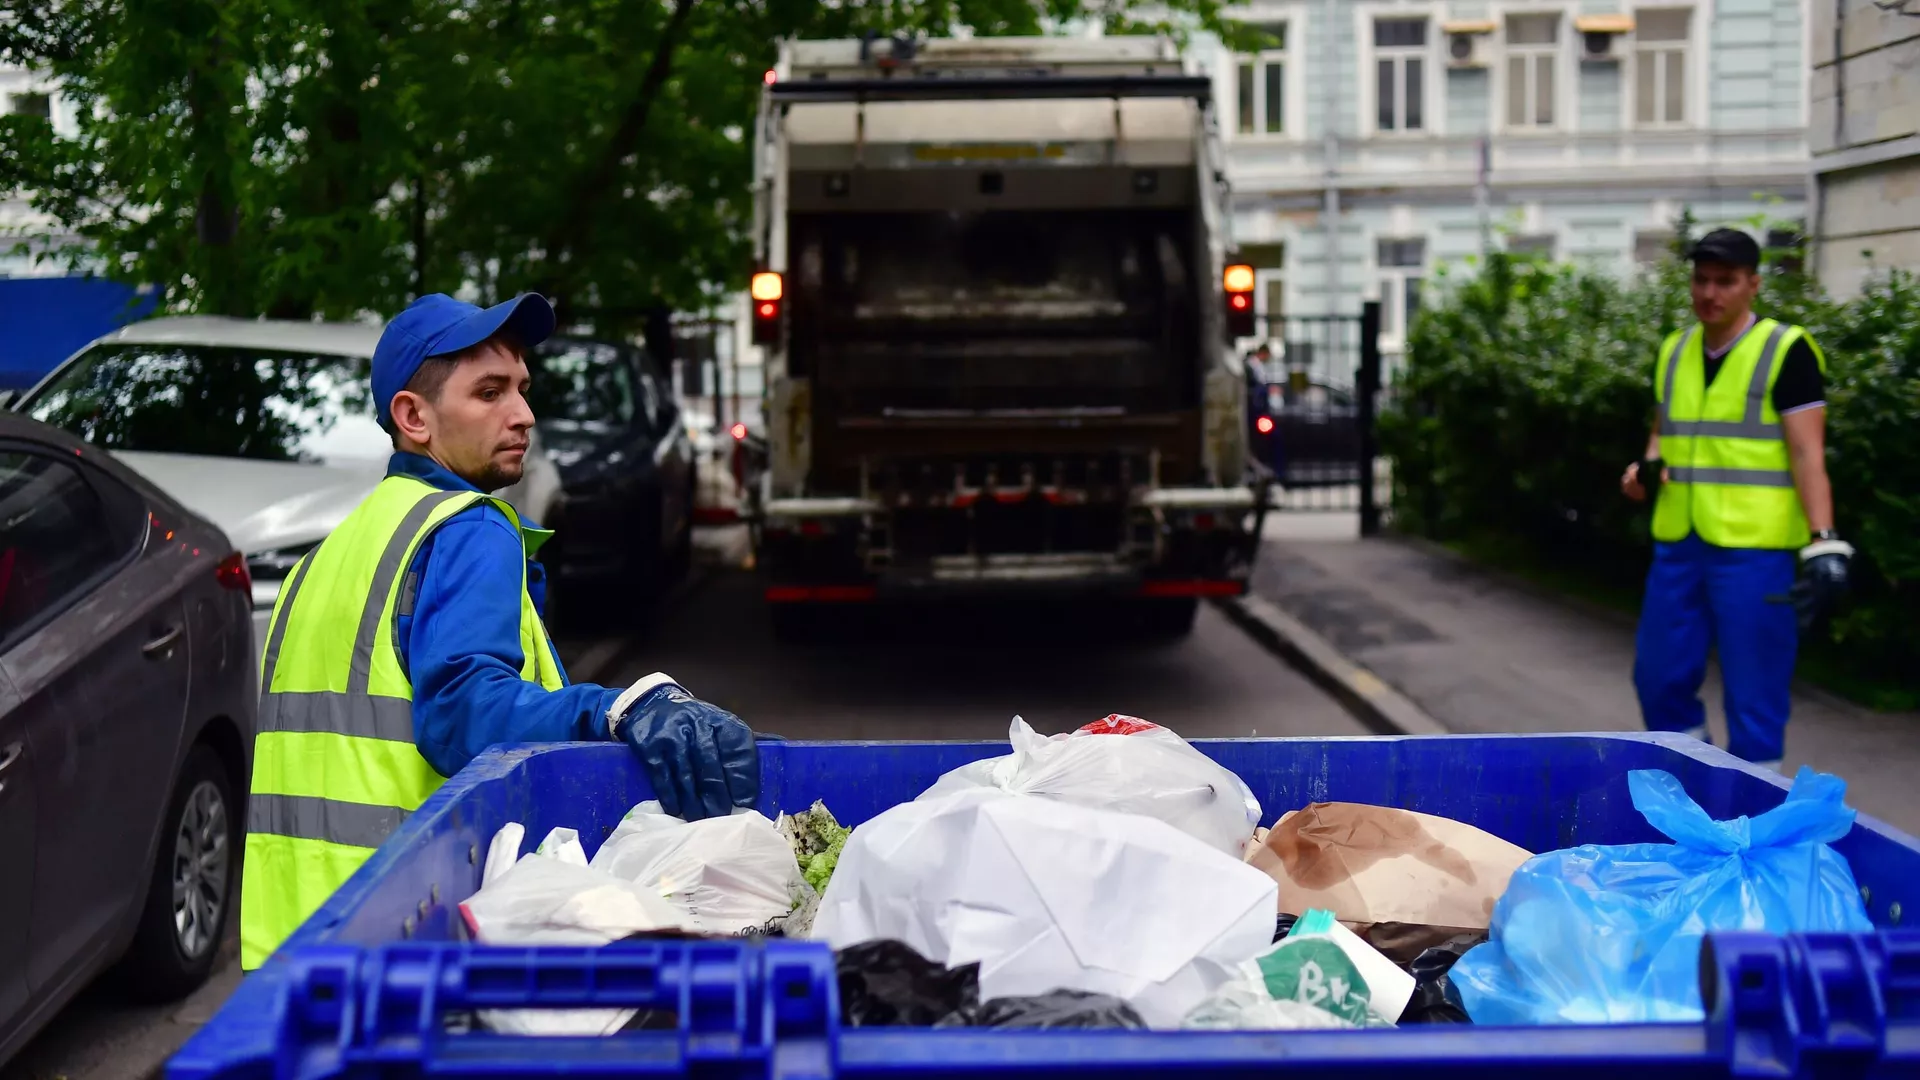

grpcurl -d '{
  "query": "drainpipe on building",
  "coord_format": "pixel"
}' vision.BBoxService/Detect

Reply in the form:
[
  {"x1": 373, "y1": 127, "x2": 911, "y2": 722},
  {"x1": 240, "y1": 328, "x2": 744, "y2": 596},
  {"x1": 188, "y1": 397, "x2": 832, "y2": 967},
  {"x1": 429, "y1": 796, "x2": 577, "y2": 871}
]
[
  {"x1": 1322, "y1": 0, "x2": 1342, "y2": 319},
  {"x1": 1476, "y1": 136, "x2": 1492, "y2": 256}
]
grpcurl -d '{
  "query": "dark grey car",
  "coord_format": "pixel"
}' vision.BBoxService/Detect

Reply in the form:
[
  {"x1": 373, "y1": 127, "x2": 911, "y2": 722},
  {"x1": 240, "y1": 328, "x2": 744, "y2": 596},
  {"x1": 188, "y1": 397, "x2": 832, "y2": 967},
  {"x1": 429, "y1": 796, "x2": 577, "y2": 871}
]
[{"x1": 0, "y1": 414, "x2": 255, "y2": 1066}]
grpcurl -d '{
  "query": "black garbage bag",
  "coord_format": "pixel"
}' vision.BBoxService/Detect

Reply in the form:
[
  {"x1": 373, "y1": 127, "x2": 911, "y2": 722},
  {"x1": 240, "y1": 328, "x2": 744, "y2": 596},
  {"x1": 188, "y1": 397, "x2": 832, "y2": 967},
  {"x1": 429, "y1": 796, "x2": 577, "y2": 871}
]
[
  {"x1": 1398, "y1": 933, "x2": 1486, "y2": 1024},
  {"x1": 1272, "y1": 912, "x2": 1298, "y2": 943},
  {"x1": 937, "y1": 989, "x2": 1148, "y2": 1030},
  {"x1": 836, "y1": 940, "x2": 980, "y2": 1027}
]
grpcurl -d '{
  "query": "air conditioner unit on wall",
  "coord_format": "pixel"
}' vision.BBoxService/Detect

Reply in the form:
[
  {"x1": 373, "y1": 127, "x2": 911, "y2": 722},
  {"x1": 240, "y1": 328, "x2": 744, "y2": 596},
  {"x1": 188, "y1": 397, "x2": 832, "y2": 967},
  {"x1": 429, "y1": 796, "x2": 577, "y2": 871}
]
[
  {"x1": 1575, "y1": 15, "x2": 1633, "y2": 62},
  {"x1": 1442, "y1": 21, "x2": 1494, "y2": 68}
]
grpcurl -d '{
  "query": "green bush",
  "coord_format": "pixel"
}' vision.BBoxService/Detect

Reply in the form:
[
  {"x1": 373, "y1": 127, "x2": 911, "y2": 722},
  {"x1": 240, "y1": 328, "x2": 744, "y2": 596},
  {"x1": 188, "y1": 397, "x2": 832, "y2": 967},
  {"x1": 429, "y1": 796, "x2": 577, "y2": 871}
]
[{"x1": 1381, "y1": 251, "x2": 1920, "y2": 707}]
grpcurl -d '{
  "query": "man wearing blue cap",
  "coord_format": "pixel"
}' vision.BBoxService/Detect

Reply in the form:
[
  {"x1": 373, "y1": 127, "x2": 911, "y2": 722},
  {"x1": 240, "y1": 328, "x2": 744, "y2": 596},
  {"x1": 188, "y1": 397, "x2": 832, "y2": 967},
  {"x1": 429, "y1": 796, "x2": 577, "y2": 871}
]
[{"x1": 240, "y1": 292, "x2": 759, "y2": 971}]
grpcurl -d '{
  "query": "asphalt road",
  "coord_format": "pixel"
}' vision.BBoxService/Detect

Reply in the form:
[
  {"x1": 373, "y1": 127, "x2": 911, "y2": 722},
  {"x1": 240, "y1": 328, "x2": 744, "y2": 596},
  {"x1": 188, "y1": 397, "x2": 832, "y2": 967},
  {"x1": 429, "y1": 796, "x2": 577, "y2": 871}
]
[{"x1": 1, "y1": 543, "x2": 1359, "y2": 1080}]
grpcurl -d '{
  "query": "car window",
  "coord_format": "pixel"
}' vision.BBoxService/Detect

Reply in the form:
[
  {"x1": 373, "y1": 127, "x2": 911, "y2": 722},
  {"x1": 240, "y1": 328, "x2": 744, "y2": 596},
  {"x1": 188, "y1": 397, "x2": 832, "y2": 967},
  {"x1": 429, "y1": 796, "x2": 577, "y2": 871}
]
[
  {"x1": 0, "y1": 451, "x2": 131, "y2": 645},
  {"x1": 18, "y1": 344, "x2": 385, "y2": 465},
  {"x1": 528, "y1": 341, "x2": 641, "y2": 435}
]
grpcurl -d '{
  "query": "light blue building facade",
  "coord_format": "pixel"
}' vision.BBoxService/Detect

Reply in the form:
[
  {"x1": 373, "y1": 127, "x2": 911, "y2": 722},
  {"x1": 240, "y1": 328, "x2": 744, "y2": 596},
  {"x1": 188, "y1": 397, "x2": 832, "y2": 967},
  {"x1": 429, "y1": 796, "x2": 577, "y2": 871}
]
[{"x1": 1200, "y1": 0, "x2": 1810, "y2": 368}]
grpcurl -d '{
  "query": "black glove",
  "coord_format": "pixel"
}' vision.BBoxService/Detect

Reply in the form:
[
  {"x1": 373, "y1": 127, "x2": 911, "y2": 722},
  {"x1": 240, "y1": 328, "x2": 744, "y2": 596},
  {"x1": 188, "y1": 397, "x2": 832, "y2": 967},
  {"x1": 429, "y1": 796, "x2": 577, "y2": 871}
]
[
  {"x1": 1639, "y1": 456, "x2": 1665, "y2": 502},
  {"x1": 1791, "y1": 536, "x2": 1854, "y2": 633},
  {"x1": 609, "y1": 674, "x2": 760, "y2": 820}
]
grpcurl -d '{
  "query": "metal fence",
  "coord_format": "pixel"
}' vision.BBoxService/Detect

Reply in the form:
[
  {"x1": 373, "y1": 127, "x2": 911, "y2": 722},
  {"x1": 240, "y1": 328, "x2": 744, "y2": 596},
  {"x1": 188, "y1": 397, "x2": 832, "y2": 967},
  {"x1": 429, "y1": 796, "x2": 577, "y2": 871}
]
[{"x1": 1244, "y1": 303, "x2": 1384, "y2": 536}]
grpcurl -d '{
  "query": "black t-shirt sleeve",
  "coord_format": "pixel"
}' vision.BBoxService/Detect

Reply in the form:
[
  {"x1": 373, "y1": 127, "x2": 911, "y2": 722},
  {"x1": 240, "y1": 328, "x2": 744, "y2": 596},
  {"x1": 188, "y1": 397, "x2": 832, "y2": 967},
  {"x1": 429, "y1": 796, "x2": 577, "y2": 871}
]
[{"x1": 1771, "y1": 337, "x2": 1826, "y2": 414}]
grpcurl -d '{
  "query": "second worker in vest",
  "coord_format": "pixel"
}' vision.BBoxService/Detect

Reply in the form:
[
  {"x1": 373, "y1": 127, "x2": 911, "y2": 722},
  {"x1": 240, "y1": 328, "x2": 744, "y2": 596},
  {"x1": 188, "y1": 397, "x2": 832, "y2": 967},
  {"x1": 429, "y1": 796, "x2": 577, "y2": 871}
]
[
  {"x1": 1620, "y1": 228, "x2": 1854, "y2": 770},
  {"x1": 240, "y1": 292, "x2": 759, "y2": 971}
]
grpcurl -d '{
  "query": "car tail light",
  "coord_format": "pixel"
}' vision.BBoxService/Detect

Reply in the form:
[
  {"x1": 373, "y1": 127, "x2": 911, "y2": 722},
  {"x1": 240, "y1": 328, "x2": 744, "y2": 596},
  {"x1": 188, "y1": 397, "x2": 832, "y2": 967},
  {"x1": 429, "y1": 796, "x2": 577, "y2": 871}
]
[
  {"x1": 1255, "y1": 415, "x2": 1275, "y2": 434},
  {"x1": 215, "y1": 551, "x2": 252, "y2": 593},
  {"x1": 731, "y1": 422, "x2": 748, "y2": 441}
]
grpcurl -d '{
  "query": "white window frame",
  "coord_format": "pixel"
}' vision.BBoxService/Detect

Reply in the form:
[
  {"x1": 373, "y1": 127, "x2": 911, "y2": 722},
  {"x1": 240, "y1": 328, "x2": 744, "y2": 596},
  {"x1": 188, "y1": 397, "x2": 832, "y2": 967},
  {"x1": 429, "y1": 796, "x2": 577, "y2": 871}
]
[
  {"x1": 1356, "y1": 5, "x2": 1441, "y2": 138},
  {"x1": 1224, "y1": 6, "x2": 1308, "y2": 140},
  {"x1": 1630, "y1": 6, "x2": 1695, "y2": 129},
  {"x1": 1496, "y1": 7, "x2": 1568, "y2": 134},
  {"x1": 1374, "y1": 235, "x2": 1429, "y2": 350}
]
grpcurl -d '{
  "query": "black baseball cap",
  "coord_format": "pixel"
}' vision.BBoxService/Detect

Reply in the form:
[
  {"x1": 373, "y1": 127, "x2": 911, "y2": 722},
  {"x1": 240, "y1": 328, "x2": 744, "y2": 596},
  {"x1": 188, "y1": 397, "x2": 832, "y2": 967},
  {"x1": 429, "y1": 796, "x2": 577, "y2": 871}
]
[{"x1": 1687, "y1": 228, "x2": 1761, "y2": 270}]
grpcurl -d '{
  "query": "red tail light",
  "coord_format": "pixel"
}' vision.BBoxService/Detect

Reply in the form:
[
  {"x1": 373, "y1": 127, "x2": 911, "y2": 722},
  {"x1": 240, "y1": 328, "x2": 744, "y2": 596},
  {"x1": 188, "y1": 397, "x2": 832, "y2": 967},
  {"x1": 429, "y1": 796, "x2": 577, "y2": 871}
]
[
  {"x1": 215, "y1": 551, "x2": 252, "y2": 593},
  {"x1": 1255, "y1": 415, "x2": 1275, "y2": 434},
  {"x1": 731, "y1": 422, "x2": 749, "y2": 441}
]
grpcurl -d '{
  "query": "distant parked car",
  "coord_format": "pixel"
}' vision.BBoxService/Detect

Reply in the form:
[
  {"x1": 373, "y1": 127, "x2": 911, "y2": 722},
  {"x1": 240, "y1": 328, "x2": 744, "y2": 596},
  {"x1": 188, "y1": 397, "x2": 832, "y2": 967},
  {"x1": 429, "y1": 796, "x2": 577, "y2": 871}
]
[
  {"x1": 1249, "y1": 378, "x2": 1362, "y2": 487},
  {"x1": 0, "y1": 413, "x2": 255, "y2": 1067},
  {"x1": 13, "y1": 317, "x2": 564, "y2": 647},
  {"x1": 525, "y1": 335, "x2": 694, "y2": 618}
]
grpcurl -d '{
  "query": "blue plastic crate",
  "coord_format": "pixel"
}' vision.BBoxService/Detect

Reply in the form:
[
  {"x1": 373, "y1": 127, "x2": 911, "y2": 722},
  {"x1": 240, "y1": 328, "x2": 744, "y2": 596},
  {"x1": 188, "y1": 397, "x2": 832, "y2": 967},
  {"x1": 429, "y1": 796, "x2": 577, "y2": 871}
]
[{"x1": 172, "y1": 733, "x2": 1920, "y2": 1078}]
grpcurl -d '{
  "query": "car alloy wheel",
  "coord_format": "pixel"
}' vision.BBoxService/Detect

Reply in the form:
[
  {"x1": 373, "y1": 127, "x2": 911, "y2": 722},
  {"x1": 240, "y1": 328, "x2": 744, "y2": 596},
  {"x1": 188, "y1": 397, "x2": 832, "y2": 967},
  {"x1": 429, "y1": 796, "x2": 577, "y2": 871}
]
[{"x1": 171, "y1": 779, "x2": 230, "y2": 960}]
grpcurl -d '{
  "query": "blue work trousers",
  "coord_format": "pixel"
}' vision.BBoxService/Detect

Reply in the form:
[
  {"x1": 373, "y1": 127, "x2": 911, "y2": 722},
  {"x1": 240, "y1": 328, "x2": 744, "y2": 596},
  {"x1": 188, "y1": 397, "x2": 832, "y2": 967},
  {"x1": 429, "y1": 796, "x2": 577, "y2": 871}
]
[{"x1": 1632, "y1": 533, "x2": 1798, "y2": 763}]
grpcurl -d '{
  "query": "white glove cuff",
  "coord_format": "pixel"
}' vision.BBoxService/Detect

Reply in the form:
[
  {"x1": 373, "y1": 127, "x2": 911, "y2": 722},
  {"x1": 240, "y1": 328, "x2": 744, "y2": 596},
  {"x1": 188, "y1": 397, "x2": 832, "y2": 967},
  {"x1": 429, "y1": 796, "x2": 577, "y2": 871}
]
[
  {"x1": 1800, "y1": 539, "x2": 1855, "y2": 562},
  {"x1": 606, "y1": 671, "x2": 682, "y2": 739}
]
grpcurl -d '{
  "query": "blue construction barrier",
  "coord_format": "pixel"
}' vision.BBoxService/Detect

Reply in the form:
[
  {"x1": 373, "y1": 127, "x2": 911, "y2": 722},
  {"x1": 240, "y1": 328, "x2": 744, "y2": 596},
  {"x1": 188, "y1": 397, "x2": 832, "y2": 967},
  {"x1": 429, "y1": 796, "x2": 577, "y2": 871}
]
[{"x1": 0, "y1": 276, "x2": 159, "y2": 389}]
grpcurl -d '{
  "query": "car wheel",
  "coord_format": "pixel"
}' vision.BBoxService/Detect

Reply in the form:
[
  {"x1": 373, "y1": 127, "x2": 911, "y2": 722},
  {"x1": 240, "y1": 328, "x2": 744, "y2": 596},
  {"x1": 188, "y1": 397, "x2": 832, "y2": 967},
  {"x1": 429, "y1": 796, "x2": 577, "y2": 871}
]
[{"x1": 119, "y1": 746, "x2": 236, "y2": 1002}]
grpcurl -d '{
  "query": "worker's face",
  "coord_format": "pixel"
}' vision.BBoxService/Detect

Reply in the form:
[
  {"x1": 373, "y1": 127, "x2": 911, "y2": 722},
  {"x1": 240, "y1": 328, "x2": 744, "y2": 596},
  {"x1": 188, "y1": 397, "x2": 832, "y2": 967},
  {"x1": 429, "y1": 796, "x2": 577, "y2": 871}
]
[
  {"x1": 399, "y1": 338, "x2": 536, "y2": 492},
  {"x1": 1691, "y1": 261, "x2": 1760, "y2": 331}
]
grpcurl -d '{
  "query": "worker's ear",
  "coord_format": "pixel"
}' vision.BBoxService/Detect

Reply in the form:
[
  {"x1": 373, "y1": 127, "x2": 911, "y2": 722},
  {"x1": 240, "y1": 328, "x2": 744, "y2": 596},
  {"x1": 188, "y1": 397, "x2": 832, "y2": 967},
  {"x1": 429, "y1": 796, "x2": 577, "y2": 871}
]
[{"x1": 390, "y1": 390, "x2": 434, "y2": 448}]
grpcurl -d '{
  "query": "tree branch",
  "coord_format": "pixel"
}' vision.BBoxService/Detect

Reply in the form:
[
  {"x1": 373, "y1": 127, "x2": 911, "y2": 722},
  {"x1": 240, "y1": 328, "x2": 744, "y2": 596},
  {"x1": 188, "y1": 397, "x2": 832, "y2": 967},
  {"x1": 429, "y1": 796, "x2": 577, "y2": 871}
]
[{"x1": 536, "y1": 0, "x2": 697, "y2": 305}]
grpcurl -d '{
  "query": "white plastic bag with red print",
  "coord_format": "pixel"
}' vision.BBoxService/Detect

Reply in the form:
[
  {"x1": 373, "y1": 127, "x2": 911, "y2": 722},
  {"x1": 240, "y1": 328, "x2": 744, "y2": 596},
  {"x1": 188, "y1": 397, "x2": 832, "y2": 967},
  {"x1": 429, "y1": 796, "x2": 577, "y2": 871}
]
[{"x1": 916, "y1": 716, "x2": 1262, "y2": 857}]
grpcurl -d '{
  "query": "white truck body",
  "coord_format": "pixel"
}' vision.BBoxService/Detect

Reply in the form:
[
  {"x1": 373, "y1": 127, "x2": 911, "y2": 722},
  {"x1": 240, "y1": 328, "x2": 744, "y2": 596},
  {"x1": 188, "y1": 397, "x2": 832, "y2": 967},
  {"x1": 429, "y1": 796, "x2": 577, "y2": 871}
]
[{"x1": 749, "y1": 35, "x2": 1262, "y2": 610}]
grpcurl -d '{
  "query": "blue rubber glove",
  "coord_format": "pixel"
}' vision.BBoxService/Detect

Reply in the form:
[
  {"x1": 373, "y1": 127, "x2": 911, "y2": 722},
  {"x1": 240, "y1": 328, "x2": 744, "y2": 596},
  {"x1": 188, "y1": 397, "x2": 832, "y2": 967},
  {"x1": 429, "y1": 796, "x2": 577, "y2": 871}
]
[{"x1": 609, "y1": 674, "x2": 759, "y2": 820}]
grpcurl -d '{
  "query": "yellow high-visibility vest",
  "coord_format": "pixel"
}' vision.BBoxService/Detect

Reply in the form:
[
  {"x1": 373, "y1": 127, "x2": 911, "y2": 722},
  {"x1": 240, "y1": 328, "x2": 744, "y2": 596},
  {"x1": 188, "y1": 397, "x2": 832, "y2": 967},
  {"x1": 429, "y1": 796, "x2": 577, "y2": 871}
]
[
  {"x1": 1652, "y1": 318, "x2": 1823, "y2": 550},
  {"x1": 238, "y1": 476, "x2": 562, "y2": 970}
]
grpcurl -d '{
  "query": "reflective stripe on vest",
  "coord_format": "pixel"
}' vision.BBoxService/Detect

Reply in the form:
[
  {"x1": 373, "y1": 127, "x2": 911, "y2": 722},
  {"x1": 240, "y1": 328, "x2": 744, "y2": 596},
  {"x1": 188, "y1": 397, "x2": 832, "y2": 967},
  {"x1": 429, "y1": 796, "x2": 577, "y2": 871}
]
[
  {"x1": 1651, "y1": 318, "x2": 1817, "y2": 550},
  {"x1": 239, "y1": 478, "x2": 562, "y2": 970}
]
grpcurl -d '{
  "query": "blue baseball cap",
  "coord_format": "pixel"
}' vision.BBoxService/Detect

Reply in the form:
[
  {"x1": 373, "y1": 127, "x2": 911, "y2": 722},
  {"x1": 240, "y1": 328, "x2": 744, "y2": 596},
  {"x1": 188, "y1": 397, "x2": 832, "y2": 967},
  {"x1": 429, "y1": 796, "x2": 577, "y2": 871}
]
[{"x1": 371, "y1": 292, "x2": 557, "y2": 429}]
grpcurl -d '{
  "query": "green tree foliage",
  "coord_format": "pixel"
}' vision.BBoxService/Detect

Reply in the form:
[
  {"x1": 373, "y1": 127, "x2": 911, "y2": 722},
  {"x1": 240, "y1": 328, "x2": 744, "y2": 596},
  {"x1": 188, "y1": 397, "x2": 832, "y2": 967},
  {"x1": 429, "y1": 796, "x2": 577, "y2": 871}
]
[
  {"x1": 2, "y1": 0, "x2": 1236, "y2": 337},
  {"x1": 1382, "y1": 226, "x2": 1920, "y2": 706}
]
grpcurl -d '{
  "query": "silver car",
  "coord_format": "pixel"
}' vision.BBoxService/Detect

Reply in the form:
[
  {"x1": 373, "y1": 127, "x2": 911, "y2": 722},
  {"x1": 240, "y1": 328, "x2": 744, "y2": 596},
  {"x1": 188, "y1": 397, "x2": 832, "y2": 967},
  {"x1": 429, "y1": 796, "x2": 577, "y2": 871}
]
[
  {"x1": 13, "y1": 317, "x2": 564, "y2": 647},
  {"x1": 0, "y1": 413, "x2": 255, "y2": 1065}
]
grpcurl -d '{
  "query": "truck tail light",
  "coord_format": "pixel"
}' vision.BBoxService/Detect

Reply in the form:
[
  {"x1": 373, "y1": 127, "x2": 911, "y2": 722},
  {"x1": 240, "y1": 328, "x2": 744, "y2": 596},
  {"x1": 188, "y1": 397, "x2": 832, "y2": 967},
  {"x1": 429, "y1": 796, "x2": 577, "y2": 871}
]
[
  {"x1": 1224, "y1": 262, "x2": 1256, "y2": 338},
  {"x1": 751, "y1": 271, "x2": 784, "y2": 345}
]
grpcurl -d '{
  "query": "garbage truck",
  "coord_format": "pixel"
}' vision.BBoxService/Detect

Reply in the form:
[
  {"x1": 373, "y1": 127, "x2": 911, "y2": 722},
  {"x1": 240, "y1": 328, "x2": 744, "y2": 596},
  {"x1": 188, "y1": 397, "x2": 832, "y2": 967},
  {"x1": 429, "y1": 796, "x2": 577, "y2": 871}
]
[{"x1": 745, "y1": 34, "x2": 1268, "y2": 637}]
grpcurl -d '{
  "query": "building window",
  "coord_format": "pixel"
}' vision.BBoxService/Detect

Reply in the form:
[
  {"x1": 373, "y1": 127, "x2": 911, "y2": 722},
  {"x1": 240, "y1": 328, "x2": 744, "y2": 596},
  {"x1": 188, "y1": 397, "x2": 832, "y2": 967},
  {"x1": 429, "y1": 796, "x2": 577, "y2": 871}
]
[
  {"x1": 1504, "y1": 13, "x2": 1560, "y2": 129},
  {"x1": 1235, "y1": 22, "x2": 1289, "y2": 135},
  {"x1": 1767, "y1": 224, "x2": 1805, "y2": 275},
  {"x1": 1374, "y1": 18, "x2": 1428, "y2": 133},
  {"x1": 1633, "y1": 229, "x2": 1677, "y2": 265},
  {"x1": 1377, "y1": 238, "x2": 1426, "y2": 337},
  {"x1": 1633, "y1": 9, "x2": 1690, "y2": 126},
  {"x1": 6, "y1": 92, "x2": 51, "y2": 121},
  {"x1": 1507, "y1": 233, "x2": 1557, "y2": 258},
  {"x1": 1238, "y1": 242, "x2": 1286, "y2": 320}
]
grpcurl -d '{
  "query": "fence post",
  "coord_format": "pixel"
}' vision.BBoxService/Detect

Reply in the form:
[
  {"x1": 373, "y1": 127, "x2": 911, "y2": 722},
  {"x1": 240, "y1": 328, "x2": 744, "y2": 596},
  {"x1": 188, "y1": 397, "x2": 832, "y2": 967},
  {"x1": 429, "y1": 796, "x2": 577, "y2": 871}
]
[{"x1": 1358, "y1": 301, "x2": 1383, "y2": 538}]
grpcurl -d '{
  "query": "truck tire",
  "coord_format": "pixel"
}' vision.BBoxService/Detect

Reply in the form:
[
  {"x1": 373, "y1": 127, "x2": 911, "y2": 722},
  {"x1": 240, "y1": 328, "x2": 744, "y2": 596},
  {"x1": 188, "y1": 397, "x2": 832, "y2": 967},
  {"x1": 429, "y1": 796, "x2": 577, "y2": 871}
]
[
  {"x1": 1137, "y1": 598, "x2": 1199, "y2": 640},
  {"x1": 119, "y1": 746, "x2": 236, "y2": 1002}
]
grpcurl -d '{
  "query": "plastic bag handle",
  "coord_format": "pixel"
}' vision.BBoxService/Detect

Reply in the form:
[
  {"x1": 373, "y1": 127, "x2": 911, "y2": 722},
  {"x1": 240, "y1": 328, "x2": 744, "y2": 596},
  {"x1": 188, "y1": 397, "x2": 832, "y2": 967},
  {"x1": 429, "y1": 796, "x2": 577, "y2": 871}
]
[{"x1": 273, "y1": 941, "x2": 838, "y2": 1078}]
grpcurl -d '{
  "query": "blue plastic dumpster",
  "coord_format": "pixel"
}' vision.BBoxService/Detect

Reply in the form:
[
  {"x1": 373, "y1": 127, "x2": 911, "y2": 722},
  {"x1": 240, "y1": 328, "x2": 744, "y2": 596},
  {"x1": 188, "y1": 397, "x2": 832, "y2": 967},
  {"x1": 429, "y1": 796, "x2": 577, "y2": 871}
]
[{"x1": 171, "y1": 733, "x2": 1920, "y2": 1078}]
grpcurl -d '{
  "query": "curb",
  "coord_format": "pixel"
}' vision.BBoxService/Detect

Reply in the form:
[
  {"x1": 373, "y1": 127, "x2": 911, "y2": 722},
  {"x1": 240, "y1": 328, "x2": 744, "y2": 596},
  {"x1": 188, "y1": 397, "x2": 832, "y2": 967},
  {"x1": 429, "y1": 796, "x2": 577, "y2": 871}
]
[{"x1": 1217, "y1": 593, "x2": 1449, "y2": 737}]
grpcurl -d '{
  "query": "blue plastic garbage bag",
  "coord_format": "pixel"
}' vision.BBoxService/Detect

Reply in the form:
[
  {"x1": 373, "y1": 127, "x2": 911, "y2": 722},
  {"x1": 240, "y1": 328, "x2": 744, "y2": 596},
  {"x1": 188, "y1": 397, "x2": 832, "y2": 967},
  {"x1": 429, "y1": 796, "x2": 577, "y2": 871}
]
[{"x1": 1451, "y1": 767, "x2": 1872, "y2": 1025}]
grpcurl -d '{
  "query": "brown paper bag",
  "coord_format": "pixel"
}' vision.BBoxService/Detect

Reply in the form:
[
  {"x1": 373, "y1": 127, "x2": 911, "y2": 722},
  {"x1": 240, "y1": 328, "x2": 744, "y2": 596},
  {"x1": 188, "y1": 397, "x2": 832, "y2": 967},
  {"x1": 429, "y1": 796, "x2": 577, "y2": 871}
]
[{"x1": 1248, "y1": 802, "x2": 1533, "y2": 930}]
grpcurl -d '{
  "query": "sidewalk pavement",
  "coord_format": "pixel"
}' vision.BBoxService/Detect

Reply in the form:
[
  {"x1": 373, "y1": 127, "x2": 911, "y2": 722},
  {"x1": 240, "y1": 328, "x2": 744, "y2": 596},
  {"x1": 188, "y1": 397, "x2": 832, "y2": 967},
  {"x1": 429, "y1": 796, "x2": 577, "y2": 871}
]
[{"x1": 1245, "y1": 513, "x2": 1920, "y2": 835}]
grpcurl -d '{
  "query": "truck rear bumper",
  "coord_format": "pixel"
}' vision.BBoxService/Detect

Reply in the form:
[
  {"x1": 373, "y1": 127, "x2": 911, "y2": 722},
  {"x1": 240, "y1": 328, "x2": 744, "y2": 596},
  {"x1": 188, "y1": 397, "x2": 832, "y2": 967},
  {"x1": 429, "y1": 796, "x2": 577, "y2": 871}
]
[{"x1": 764, "y1": 554, "x2": 1247, "y2": 603}]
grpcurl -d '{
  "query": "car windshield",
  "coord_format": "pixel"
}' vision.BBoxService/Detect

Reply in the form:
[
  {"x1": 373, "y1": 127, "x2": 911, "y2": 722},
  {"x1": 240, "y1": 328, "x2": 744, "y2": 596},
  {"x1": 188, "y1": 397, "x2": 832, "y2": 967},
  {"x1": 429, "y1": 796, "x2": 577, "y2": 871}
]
[
  {"x1": 528, "y1": 340, "x2": 635, "y2": 435},
  {"x1": 18, "y1": 343, "x2": 387, "y2": 465}
]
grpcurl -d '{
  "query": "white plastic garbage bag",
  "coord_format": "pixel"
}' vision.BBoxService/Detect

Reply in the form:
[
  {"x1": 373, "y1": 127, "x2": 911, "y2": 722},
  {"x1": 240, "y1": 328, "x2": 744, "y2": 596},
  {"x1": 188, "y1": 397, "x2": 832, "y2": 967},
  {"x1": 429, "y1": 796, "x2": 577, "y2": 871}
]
[
  {"x1": 917, "y1": 716, "x2": 1262, "y2": 858},
  {"x1": 590, "y1": 801, "x2": 807, "y2": 935},
  {"x1": 460, "y1": 825, "x2": 690, "y2": 1036},
  {"x1": 813, "y1": 787, "x2": 1280, "y2": 1028}
]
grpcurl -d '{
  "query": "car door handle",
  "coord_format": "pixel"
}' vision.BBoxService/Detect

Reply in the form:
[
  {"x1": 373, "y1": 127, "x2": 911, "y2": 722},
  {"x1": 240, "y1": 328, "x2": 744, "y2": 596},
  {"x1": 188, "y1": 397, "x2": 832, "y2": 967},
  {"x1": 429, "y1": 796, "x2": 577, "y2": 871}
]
[{"x1": 142, "y1": 625, "x2": 184, "y2": 658}]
